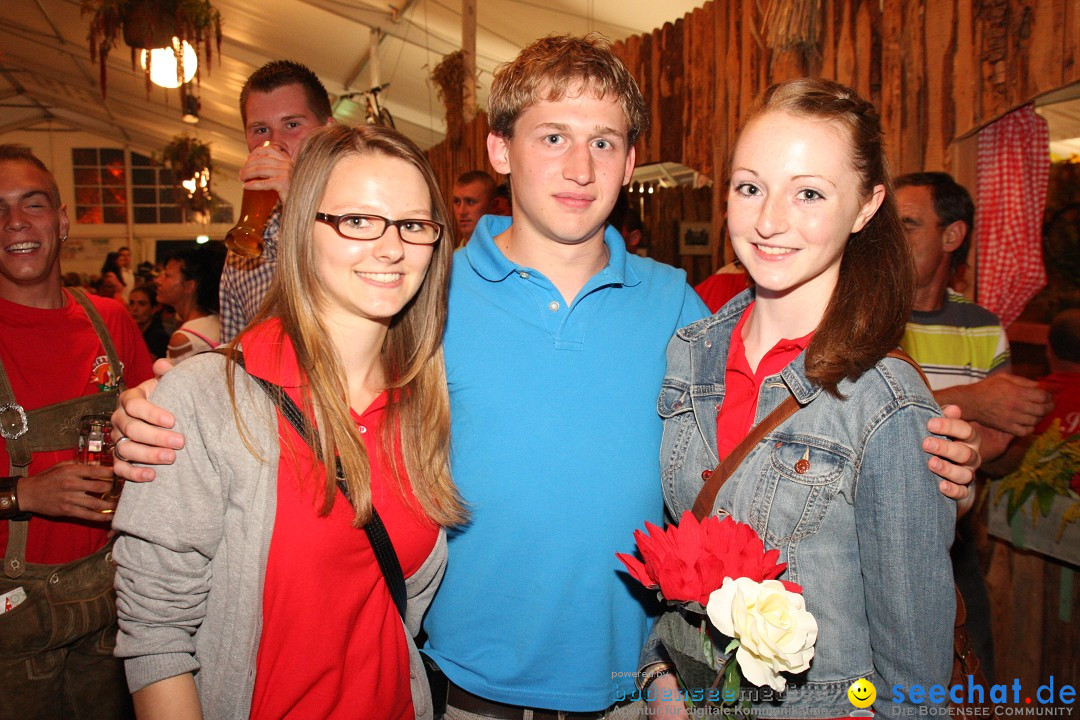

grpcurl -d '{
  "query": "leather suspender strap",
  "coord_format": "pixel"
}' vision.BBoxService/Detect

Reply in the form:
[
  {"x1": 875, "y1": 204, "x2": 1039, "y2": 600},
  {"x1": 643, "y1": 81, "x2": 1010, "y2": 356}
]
[
  {"x1": 691, "y1": 395, "x2": 800, "y2": 521},
  {"x1": 68, "y1": 288, "x2": 125, "y2": 393},
  {"x1": 224, "y1": 350, "x2": 409, "y2": 621},
  {"x1": 0, "y1": 354, "x2": 31, "y2": 471}
]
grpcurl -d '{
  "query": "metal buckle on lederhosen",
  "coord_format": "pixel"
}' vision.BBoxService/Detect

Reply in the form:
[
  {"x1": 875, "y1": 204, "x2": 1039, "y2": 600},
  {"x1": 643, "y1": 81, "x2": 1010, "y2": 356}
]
[{"x1": 0, "y1": 403, "x2": 28, "y2": 441}]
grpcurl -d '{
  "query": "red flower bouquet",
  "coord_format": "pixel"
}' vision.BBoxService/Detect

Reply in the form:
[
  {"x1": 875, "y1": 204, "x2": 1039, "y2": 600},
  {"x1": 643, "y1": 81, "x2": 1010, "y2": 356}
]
[
  {"x1": 618, "y1": 511, "x2": 817, "y2": 701},
  {"x1": 616, "y1": 511, "x2": 800, "y2": 606}
]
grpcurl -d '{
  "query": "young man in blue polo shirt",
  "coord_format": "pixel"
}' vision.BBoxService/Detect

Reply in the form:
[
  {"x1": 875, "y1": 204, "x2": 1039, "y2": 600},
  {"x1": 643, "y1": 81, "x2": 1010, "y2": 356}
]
[
  {"x1": 110, "y1": 34, "x2": 981, "y2": 720},
  {"x1": 426, "y1": 35, "x2": 707, "y2": 718}
]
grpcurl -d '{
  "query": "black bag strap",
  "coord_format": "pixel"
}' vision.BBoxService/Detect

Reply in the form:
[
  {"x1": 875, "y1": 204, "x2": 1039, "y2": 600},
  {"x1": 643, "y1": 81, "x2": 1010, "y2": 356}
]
[{"x1": 226, "y1": 350, "x2": 408, "y2": 620}]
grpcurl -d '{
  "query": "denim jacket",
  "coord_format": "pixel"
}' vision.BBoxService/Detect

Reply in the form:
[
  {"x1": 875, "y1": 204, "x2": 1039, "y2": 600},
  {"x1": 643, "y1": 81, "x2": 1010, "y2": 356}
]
[{"x1": 646, "y1": 292, "x2": 955, "y2": 718}]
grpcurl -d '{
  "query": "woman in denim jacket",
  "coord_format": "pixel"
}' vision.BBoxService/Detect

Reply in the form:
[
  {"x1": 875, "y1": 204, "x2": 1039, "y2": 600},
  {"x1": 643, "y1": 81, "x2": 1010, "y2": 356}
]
[{"x1": 644, "y1": 80, "x2": 955, "y2": 717}]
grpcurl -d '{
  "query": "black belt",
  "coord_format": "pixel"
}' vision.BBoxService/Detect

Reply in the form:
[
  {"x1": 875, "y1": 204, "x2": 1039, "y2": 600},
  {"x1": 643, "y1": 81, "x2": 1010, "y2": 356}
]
[{"x1": 446, "y1": 683, "x2": 612, "y2": 720}]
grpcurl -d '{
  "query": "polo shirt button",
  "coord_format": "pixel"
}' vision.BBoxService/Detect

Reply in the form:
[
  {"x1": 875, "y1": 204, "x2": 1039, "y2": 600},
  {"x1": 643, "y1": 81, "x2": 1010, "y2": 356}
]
[
  {"x1": 519, "y1": 271, "x2": 529, "y2": 279},
  {"x1": 358, "y1": 425, "x2": 367, "y2": 434},
  {"x1": 548, "y1": 301, "x2": 560, "y2": 311}
]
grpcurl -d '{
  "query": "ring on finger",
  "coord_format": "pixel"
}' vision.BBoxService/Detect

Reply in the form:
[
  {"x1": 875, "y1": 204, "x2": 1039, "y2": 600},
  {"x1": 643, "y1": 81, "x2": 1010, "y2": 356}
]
[{"x1": 114, "y1": 436, "x2": 132, "y2": 462}]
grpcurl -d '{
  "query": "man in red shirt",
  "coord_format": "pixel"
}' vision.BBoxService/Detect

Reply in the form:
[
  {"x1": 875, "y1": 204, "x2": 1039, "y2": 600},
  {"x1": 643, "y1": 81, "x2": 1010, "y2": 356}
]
[{"x1": 0, "y1": 144, "x2": 153, "y2": 720}]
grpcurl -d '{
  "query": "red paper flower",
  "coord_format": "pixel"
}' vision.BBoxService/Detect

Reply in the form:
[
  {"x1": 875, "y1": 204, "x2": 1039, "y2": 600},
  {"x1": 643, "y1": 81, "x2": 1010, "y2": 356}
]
[{"x1": 616, "y1": 511, "x2": 800, "y2": 605}]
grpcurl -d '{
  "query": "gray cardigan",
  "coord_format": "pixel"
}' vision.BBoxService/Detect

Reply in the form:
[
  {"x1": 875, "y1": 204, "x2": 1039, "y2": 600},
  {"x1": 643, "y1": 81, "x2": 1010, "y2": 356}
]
[{"x1": 113, "y1": 352, "x2": 445, "y2": 719}]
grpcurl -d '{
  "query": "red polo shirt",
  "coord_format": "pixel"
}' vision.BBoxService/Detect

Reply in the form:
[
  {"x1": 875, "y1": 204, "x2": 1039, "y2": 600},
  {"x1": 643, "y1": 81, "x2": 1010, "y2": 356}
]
[
  {"x1": 244, "y1": 319, "x2": 438, "y2": 720},
  {"x1": 716, "y1": 304, "x2": 813, "y2": 458}
]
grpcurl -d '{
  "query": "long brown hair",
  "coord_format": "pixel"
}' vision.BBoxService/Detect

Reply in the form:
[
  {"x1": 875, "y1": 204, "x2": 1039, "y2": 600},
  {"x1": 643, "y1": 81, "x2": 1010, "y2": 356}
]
[
  {"x1": 737, "y1": 78, "x2": 914, "y2": 395},
  {"x1": 229, "y1": 124, "x2": 465, "y2": 528}
]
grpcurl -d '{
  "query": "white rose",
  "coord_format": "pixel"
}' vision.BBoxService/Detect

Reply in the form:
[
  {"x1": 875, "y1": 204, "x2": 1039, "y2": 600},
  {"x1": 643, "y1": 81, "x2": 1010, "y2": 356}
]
[{"x1": 706, "y1": 577, "x2": 818, "y2": 692}]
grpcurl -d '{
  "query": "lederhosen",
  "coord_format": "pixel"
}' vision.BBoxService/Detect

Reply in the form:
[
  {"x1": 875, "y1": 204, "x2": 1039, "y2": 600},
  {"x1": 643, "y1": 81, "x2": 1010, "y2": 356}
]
[{"x1": 0, "y1": 290, "x2": 125, "y2": 671}]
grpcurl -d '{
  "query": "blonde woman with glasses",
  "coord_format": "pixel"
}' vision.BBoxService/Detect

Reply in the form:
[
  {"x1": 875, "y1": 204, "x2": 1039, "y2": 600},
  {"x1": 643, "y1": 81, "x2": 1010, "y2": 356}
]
[{"x1": 112, "y1": 124, "x2": 465, "y2": 720}]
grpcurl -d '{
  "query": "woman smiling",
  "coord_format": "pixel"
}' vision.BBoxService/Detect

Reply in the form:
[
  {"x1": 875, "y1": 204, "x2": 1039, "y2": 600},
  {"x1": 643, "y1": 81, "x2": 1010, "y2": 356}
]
[{"x1": 112, "y1": 124, "x2": 465, "y2": 720}]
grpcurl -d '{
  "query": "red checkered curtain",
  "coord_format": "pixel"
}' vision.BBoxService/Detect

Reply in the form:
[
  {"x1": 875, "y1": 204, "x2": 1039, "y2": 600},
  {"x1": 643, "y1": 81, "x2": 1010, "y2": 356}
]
[{"x1": 974, "y1": 104, "x2": 1050, "y2": 326}]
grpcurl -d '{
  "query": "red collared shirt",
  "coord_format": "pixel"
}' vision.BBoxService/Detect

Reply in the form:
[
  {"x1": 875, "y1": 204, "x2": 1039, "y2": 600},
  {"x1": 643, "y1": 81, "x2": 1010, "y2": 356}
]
[
  {"x1": 244, "y1": 318, "x2": 437, "y2": 720},
  {"x1": 716, "y1": 304, "x2": 813, "y2": 459}
]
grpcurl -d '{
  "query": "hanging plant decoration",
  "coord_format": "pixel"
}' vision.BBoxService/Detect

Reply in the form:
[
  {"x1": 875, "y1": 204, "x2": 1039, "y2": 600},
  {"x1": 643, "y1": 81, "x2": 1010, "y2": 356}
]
[
  {"x1": 82, "y1": 0, "x2": 223, "y2": 100},
  {"x1": 431, "y1": 50, "x2": 466, "y2": 146},
  {"x1": 159, "y1": 135, "x2": 215, "y2": 223}
]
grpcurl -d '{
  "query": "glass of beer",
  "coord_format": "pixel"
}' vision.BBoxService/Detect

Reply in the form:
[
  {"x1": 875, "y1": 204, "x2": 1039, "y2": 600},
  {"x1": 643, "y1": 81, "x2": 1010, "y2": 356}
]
[
  {"x1": 77, "y1": 413, "x2": 122, "y2": 507},
  {"x1": 225, "y1": 188, "x2": 277, "y2": 258}
]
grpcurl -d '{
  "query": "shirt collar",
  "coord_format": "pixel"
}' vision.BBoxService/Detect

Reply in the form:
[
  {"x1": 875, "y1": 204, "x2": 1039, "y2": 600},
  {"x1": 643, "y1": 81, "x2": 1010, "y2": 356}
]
[
  {"x1": 462, "y1": 214, "x2": 640, "y2": 287},
  {"x1": 240, "y1": 318, "x2": 301, "y2": 388},
  {"x1": 239, "y1": 318, "x2": 392, "y2": 416}
]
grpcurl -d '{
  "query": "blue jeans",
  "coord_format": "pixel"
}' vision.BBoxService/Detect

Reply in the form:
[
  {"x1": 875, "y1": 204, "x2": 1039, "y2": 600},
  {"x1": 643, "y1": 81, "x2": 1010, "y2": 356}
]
[{"x1": 0, "y1": 540, "x2": 133, "y2": 720}]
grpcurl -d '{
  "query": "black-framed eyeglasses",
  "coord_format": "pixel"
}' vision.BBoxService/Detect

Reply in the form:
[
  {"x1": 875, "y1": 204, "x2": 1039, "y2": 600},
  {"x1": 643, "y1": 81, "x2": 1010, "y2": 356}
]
[{"x1": 315, "y1": 212, "x2": 443, "y2": 245}]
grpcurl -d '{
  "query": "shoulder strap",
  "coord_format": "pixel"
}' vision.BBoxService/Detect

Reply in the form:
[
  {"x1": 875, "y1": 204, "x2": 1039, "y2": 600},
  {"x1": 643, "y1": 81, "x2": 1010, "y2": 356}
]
[
  {"x1": 885, "y1": 348, "x2": 932, "y2": 388},
  {"x1": 692, "y1": 395, "x2": 800, "y2": 521},
  {"x1": 691, "y1": 348, "x2": 932, "y2": 522},
  {"x1": 69, "y1": 288, "x2": 125, "y2": 392},
  {"x1": 223, "y1": 350, "x2": 408, "y2": 620}
]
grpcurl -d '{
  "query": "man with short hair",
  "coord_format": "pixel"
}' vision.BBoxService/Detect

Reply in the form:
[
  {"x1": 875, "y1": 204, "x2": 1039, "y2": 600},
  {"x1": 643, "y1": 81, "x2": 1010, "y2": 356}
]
[
  {"x1": 895, "y1": 172, "x2": 1053, "y2": 459},
  {"x1": 451, "y1": 170, "x2": 497, "y2": 243},
  {"x1": 219, "y1": 60, "x2": 333, "y2": 342},
  {"x1": 896, "y1": 171, "x2": 1054, "y2": 684},
  {"x1": 0, "y1": 144, "x2": 153, "y2": 720}
]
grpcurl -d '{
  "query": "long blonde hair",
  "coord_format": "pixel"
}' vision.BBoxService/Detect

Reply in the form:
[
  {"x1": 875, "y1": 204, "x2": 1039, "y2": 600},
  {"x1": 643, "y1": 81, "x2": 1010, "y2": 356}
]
[{"x1": 229, "y1": 124, "x2": 465, "y2": 527}]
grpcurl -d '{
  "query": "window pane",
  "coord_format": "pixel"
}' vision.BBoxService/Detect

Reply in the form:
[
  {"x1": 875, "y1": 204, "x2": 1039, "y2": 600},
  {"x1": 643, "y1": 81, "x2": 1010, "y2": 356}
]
[
  {"x1": 159, "y1": 205, "x2": 181, "y2": 223},
  {"x1": 71, "y1": 147, "x2": 189, "y2": 226},
  {"x1": 133, "y1": 207, "x2": 157, "y2": 224},
  {"x1": 103, "y1": 186, "x2": 126, "y2": 205},
  {"x1": 75, "y1": 187, "x2": 100, "y2": 205},
  {"x1": 131, "y1": 168, "x2": 155, "y2": 186},
  {"x1": 72, "y1": 148, "x2": 97, "y2": 166},
  {"x1": 77, "y1": 206, "x2": 103, "y2": 224},
  {"x1": 101, "y1": 162, "x2": 125, "y2": 185},
  {"x1": 104, "y1": 206, "x2": 127, "y2": 223},
  {"x1": 74, "y1": 168, "x2": 100, "y2": 185}
]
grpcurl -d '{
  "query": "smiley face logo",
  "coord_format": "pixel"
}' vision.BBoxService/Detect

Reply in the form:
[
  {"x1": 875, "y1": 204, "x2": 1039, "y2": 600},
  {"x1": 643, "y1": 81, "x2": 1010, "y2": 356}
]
[{"x1": 847, "y1": 678, "x2": 876, "y2": 708}]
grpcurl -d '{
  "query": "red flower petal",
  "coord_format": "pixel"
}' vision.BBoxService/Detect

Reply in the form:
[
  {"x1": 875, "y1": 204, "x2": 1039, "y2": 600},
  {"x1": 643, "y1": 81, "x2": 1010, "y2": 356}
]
[{"x1": 616, "y1": 512, "x2": 802, "y2": 604}]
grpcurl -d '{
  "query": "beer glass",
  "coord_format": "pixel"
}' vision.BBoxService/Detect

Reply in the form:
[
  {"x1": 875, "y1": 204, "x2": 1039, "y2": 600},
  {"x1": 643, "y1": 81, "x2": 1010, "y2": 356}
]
[
  {"x1": 77, "y1": 413, "x2": 122, "y2": 506},
  {"x1": 225, "y1": 189, "x2": 277, "y2": 258}
]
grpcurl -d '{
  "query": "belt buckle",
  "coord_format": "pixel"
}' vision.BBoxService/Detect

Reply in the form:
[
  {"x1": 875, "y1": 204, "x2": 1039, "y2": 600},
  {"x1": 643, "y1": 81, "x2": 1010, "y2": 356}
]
[{"x1": 0, "y1": 403, "x2": 28, "y2": 441}]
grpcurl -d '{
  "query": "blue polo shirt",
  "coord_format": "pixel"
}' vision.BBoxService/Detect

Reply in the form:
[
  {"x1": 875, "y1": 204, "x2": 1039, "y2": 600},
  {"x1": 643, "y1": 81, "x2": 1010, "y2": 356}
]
[{"x1": 423, "y1": 215, "x2": 708, "y2": 710}]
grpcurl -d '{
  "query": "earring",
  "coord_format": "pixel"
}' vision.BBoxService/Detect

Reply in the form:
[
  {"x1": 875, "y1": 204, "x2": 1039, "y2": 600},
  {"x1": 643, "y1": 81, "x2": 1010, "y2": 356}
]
[{"x1": 60, "y1": 235, "x2": 68, "y2": 242}]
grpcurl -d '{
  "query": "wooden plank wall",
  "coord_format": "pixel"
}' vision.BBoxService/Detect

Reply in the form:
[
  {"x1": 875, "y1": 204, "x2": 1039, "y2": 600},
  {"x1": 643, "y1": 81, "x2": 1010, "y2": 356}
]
[
  {"x1": 424, "y1": 0, "x2": 1080, "y2": 282},
  {"x1": 615, "y1": 0, "x2": 1080, "y2": 183}
]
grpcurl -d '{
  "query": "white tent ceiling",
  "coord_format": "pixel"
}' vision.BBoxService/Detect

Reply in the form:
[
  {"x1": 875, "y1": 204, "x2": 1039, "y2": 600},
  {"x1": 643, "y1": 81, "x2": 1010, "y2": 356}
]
[{"x1": 1, "y1": 0, "x2": 704, "y2": 174}]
